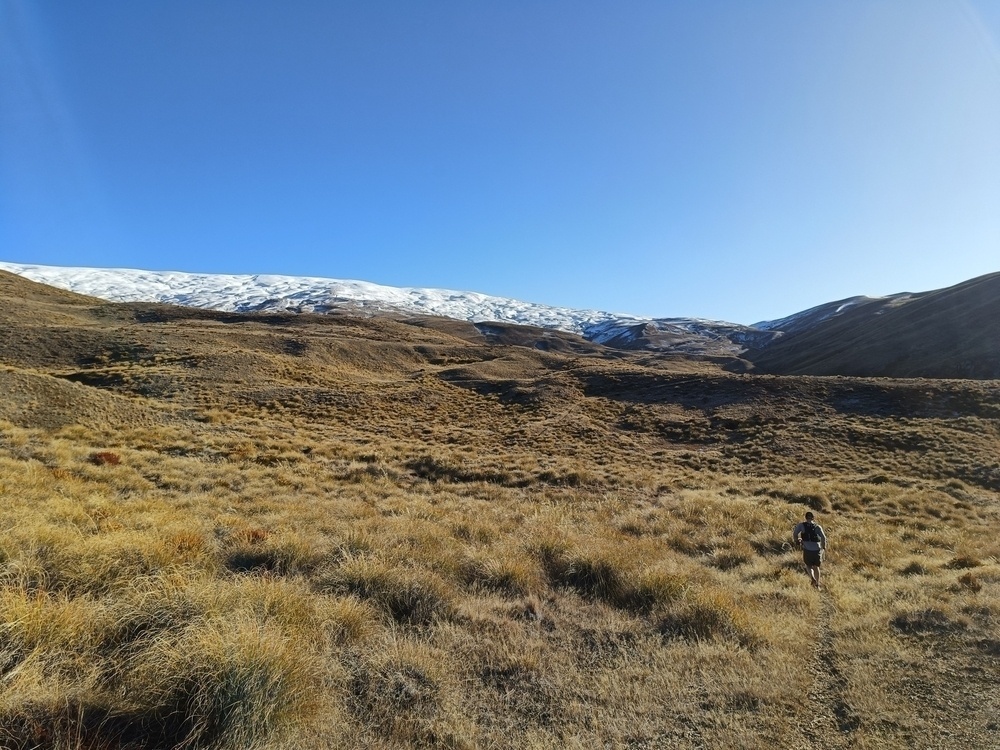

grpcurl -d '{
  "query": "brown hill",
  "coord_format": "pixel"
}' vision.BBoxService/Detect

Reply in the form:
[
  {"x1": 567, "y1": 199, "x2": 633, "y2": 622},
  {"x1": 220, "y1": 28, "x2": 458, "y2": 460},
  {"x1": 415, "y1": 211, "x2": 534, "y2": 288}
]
[
  {"x1": 746, "y1": 272, "x2": 1000, "y2": 378},
  {"x1": 0, "y1": 269, "x2": 999, "y2": 749}
]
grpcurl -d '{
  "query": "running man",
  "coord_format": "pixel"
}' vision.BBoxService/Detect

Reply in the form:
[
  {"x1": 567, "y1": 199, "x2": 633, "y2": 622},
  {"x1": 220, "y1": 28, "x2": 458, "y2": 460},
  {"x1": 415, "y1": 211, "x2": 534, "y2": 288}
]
[{"x1": 792, "y1": 511, "x2": 827, "y2": 590}]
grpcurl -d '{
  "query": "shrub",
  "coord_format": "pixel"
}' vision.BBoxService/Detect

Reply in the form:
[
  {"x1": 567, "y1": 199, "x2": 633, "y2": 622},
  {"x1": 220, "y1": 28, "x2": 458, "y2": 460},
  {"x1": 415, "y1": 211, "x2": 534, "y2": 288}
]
[{"x1": 88, "y1": 451, "x2": 121, "y2": 466}]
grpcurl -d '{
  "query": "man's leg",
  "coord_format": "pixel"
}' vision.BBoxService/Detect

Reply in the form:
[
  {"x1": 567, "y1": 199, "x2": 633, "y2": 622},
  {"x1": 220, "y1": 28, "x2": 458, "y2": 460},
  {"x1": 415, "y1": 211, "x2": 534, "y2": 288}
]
[{"x1": 807, "y1": 565, "x2": 821, "y2": 589}]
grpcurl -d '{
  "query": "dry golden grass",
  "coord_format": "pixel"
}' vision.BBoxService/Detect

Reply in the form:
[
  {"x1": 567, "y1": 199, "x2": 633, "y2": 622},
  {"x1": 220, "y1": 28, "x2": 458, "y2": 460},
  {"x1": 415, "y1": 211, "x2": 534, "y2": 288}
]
[{"x1": 0, "y1": 274, "x2": 998, "y2": 748}]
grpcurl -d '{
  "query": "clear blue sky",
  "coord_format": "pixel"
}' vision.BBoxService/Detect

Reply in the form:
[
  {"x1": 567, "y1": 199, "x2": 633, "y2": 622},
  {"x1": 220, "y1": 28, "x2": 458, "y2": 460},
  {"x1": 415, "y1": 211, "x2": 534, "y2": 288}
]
[{"x1": 2, "y1": 1, "x2": 998, "y2": 324}]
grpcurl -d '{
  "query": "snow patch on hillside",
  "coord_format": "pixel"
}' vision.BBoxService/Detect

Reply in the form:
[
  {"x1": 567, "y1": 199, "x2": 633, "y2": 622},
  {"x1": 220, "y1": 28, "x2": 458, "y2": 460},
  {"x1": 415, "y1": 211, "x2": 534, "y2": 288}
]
[{"x1": 0, "y1": 261, "x2": 772, "y2": 355}]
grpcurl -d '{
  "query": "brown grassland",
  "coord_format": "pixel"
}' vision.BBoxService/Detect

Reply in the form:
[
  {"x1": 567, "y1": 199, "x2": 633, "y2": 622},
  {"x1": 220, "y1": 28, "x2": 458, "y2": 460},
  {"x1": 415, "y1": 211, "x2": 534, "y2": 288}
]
[{"x1": 0, "y1": 270, "x2": 998, "y2": 748}]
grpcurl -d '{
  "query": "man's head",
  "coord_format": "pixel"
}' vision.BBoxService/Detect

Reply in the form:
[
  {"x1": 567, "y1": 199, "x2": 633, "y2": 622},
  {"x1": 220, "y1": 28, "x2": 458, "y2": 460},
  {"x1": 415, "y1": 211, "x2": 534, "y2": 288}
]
[{"x1": 805, "y1": 512, "x2": 815, "y2": 521}]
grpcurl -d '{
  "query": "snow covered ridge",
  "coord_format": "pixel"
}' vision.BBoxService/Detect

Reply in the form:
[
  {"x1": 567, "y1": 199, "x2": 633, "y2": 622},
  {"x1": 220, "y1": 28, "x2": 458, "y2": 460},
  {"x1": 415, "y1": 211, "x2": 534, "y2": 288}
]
[
  {"x1": 1, "y1": 261, "x2": 636, "y2": 332},
  {"x1": 0, "y1": 261, "x2": 770, "y2": 355}
]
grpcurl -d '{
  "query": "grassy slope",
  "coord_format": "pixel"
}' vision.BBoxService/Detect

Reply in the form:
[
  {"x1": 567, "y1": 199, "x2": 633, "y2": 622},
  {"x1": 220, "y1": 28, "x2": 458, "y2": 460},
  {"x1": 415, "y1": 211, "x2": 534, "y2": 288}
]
[{"x1": 0, "y1": 271, "x2": 999, "y2": 749}]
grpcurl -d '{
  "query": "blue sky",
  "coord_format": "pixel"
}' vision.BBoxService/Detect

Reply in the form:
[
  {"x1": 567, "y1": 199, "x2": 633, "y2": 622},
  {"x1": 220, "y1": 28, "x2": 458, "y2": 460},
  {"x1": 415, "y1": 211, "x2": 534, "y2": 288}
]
[{"x1": 2, "y1": 1, "x2": 998, "y2": 324}]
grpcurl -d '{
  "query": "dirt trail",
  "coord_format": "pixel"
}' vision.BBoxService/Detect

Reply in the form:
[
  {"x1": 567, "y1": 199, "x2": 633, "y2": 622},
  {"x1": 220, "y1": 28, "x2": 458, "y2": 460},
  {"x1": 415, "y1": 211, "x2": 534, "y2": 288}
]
[
  {"x1": 796, "y1": 586, "x2": 1000, "y2": 750},
  {"x1": 799, "y1": 592, "x2": 860, "y2": 749}
]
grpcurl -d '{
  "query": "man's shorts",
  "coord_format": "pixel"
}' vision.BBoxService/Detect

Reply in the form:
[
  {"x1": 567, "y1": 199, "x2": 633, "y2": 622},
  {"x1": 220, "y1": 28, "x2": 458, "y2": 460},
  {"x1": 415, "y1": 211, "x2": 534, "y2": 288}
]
[{"x1": 803, "y1": 549, "x2": 822, "y2": 567}]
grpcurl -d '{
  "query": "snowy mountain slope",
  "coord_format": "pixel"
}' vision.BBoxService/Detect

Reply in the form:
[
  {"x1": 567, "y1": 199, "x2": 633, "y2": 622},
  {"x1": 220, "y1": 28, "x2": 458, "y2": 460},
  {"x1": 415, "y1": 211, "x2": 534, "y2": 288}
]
[
  {"x1": 4, "y1": 261, "x2": 997, "y2": 376},
  {"x1": 0, "y1": 261, "x2": 630, "y2": 332},
  {"x1": 0, "y1": 262, "x2": 767, "y2": 357}
]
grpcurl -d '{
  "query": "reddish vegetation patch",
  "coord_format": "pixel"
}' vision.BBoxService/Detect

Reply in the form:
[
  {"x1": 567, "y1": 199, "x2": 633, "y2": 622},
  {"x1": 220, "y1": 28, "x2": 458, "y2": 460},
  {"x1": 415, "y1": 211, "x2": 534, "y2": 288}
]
[{"x1": 88, "y1": 451, "x2": 122, "y2": 466}]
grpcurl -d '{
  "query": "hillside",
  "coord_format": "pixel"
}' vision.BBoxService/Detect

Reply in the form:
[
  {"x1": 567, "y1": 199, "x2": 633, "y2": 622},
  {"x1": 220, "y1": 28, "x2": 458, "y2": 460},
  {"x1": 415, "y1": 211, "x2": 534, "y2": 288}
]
[
  {"x1": 0, "y1": 271, "x2": 998, "y2": 749},
  {"x1": 0, "y1": 261, "x2": 778, "y2": 361},
  {"x1": 744, "y1": 272, "x2": 1000, "y2": 378},
  {"x1": 4, "y1": 262, "x2": 1000, "y2": 378}
]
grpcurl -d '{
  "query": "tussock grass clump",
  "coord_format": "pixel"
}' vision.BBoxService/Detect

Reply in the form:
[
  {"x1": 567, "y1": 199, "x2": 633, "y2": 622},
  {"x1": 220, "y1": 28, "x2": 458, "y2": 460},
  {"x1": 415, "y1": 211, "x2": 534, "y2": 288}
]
[
  {"x1": 348, "y1": 641, "x2": 473, "y2": 749},
  {"x1": 709, "y1": 544, "x2": 754, "y2": 571},
  {"x1": 656, "y1": 589, "x2": 760, "y2": 647},
  {"x1": 899, "y1": 560, "x2": 929, "y2": 576},
  {"x1": 890, "y1": 606, "x2": 969, "y2": 636},
  {"x1": 630, "y1": 568, "x2": 690, "y2": 612},
  {"x1": 0, "y1": 588, "x2": 100, "y2": 672},
  {"x1": 319, "y1": 596, "x2": 379, "y2": 645},
  {"x1": 330, "y1": 530, "x2": 380, "y2": 558},
  {"x1": 459, "y1": 551, "x2": 539, "y2": 596},
  {"x1": 406, "y1": 454, "x2": 529, "y2": 487},
  {"x1": 956, "y1": 572, "x2": 983, "y2": 593},
  {"x1": 222, "y1": 529, "x2": 326, "y2": 577},
  {"x1": 945, "y1": 553, "x2": 982, "y2": 570},
  {"x1": 338, "y1": 460, "x2": 403, "y2": 484},
  {"x1": 123, "y1": 616, "x2": 322, "y2": 750},
  {"x1": 0, "y1": 573, "x2": 331, "y2": 750},
  {"x1": 449, "y1": 519, "x2": 496, "y2": 545},
  {"x1": 536, "y1": 537, "x2": 687, "y2": 613},
  {"x1": 535, "y1": 467, "x2": 599, "y2": 487},
  {"x1": 763, "y1": 487, "x2": 831, "y2": 512},
  {"x1": 0, "y1": 529, "x2": 196, "y2": 597},
  {"x1": 319, "y1": 558, "x2": 455, "y2": 625}
]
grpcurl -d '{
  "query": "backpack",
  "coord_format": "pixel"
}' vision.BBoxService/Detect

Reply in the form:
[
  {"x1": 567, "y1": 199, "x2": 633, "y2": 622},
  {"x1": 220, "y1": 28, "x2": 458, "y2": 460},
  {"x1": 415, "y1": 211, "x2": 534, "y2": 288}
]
[{"x1": 801, "y1": 521, "x2": 820, "y2": 543}]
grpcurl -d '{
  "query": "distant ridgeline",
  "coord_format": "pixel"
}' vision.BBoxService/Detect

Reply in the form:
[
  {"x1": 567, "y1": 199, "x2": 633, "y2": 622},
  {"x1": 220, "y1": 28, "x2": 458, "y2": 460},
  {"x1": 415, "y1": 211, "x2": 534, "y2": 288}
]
[{"x1": 2, "y1": 262, "x2": 998, "y2": 379}]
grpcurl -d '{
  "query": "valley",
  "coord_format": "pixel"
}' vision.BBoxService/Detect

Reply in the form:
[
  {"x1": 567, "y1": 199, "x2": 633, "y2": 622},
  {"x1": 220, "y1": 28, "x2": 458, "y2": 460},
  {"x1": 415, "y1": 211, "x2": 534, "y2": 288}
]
[{"x1": 0, "y1": 269, "x2": 998, "y2": 749}]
